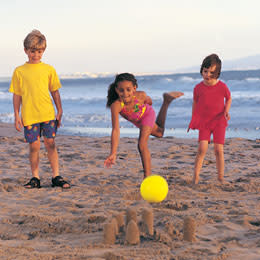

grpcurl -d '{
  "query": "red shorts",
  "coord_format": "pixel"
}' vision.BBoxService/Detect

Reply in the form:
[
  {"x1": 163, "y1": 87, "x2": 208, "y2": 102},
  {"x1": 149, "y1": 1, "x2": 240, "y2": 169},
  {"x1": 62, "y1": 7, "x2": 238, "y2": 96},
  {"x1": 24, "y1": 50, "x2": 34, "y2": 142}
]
[{"x1": 199, "y1": 125, "x2": 226, "y2": 144}]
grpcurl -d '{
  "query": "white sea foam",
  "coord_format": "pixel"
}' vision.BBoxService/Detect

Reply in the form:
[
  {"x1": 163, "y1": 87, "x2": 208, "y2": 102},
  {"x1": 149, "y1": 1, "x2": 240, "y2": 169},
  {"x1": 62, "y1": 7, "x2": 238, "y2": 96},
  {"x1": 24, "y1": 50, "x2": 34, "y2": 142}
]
[
  {"x1": 231, "y1": 91, "x2": 260, "y2": 99},
  {"x1": 0, "y1": 113, "x2": 14, "y2": 123},
  {"x1": 0, "y1": 91, "x2": 12, "y2": 100},
  {"x1": 245, "y1": 77, "x2": 260, "y2": 82},
  {"x1": 177, "y1": 76, "x2": 198, "y2": 82},
  {"x1": 89, "y1": 114, "x2": 109, "y2": 123}
]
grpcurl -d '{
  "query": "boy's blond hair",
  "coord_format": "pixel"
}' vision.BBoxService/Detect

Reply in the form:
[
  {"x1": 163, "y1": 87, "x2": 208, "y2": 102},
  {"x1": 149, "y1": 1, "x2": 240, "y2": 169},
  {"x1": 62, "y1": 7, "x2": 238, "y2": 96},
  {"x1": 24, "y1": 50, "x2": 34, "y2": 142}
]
[{"x1": 24, "y1": 30, "x2": 46, "y2": 50}]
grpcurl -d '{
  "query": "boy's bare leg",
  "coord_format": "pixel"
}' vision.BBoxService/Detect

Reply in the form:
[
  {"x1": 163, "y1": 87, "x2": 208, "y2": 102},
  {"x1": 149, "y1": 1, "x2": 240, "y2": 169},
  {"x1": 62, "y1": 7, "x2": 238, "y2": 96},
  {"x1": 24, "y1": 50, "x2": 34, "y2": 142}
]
[
  {"x1": 44, "y1": 138, "x2": 59, "y2": 178},
  {"x1": 193, "y1": 140, "x2": 208, "y2": 184},
  {"x1": 29, "y1": 140, "x2": 41, "y2": 179},
  {"x1": 214, "y1": 143, "x2": 225, "y2": 183},
  {"x1": 44, "y1": 138, "x2": 70, "y2": 188}
]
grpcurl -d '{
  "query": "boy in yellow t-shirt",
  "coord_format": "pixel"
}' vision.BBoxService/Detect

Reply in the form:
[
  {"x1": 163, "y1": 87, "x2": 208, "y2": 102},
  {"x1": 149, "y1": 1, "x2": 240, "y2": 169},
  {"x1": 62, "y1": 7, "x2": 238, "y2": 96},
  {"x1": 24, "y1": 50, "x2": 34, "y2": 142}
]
[{"x1": 9, "y1": 30, "x2": 70, "y2": 189}]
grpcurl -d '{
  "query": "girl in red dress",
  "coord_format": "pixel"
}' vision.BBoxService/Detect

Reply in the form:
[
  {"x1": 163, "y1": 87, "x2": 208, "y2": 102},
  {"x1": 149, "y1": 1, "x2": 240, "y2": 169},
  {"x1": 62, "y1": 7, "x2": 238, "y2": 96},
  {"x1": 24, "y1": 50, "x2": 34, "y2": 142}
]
[{"x1": 188, "y1": 54, "x2": 232, "y2": 184}]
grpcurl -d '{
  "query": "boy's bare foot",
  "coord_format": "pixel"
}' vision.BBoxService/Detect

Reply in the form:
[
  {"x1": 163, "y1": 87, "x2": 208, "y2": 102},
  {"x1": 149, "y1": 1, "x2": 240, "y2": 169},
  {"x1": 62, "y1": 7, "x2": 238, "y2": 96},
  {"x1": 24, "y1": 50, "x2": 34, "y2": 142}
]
[{"x1": 163, "y1": 91, "x2": 184, "y2": 103}]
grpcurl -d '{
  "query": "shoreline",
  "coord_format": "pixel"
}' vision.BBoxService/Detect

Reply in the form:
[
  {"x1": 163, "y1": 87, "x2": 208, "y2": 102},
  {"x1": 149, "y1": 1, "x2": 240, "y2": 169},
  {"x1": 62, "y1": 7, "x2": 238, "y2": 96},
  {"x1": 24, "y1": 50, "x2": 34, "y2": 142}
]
[
  {"x1": 60, "y1": 126, "x2": 260, "y2": 140},
  {"x1": 2, "y1": 122, "x2": 259, "y2": 141},
  {"x1": 0, "y1": 122, "x2": 260, "y2": 259},
  {"x1": 0, "y1": 122, "x2": 23, "y2": 137}
]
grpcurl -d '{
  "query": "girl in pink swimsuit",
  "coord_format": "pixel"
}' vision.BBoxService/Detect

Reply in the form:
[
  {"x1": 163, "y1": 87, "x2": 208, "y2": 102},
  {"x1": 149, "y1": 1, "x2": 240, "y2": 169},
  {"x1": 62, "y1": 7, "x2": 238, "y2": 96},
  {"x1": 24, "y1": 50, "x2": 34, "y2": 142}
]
[
  {"x1": 104, "y1": 73, "x2": 184, "y2": 178},
  {"x1": 120, "y1": 96, "x2": 156, "y2": 129}
]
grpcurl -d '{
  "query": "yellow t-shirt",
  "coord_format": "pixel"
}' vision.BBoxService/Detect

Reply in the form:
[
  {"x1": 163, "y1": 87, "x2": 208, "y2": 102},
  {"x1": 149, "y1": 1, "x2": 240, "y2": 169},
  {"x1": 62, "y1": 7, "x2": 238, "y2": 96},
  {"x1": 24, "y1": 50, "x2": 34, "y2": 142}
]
[{"x1": 9, "y1": 62, "x2": 61, "y2": 126}]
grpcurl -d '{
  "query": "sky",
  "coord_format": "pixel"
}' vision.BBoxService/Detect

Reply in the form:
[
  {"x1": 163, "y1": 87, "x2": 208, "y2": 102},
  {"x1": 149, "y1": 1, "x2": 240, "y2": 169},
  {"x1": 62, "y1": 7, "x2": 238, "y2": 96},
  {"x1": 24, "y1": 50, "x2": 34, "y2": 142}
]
[{"x1": 1, "y1": 0, "x2": 260, "y2": 76}]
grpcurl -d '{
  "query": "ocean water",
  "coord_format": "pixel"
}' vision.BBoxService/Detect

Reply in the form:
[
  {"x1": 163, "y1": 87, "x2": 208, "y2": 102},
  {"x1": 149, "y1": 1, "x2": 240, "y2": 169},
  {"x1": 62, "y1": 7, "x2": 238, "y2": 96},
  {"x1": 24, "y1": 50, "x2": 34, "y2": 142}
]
[{"x1": 1, "y1": 70, "x2": 260, "y2": 139}]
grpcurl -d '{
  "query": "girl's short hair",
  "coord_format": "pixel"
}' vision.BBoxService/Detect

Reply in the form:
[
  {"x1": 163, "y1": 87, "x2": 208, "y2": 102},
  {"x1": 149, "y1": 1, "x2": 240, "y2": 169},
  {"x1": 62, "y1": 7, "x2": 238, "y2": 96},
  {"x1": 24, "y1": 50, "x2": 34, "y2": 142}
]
[
  {"x1": 200, "y1": 54, "x2": 222, "y2": 79},
  {"x1": 24, "y1": 30, "x2": 46, "y2": 50},
  {"x1": 106, "y1": 73, "x2": 138, "y2": 107}
]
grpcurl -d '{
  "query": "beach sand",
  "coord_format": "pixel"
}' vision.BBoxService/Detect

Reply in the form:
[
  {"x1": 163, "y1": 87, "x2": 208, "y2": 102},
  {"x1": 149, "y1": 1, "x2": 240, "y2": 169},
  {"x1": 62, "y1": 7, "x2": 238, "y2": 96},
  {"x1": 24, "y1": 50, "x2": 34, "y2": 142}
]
[{"x1": 0, "y1": 123, "x2": 260, "y2": 259}]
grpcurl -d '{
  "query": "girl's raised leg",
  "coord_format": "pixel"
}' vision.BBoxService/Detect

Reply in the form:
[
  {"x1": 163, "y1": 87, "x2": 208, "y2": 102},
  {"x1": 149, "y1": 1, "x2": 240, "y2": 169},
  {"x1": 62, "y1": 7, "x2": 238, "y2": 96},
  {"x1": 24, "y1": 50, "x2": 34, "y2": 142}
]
[{"x1": 152, "y1": 91, "x2": 183, "y2": 137}]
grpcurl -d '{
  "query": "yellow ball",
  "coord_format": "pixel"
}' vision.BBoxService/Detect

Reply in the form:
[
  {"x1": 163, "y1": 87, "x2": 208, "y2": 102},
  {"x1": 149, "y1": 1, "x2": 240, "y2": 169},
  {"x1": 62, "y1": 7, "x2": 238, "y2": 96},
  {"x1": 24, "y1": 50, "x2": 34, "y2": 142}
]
[{"x1": 140, "y1": 175, "x2": 168, "y2": 203}]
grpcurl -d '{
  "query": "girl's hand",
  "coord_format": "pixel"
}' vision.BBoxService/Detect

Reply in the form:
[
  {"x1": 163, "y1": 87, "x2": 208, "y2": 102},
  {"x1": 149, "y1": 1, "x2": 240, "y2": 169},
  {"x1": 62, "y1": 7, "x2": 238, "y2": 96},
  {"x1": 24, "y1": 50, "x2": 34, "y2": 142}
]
[
  {"x1": 104, "y1": 154, "x2": 116, "y2": 168},
  {"x1": 224, "y1": 111, "x2": 230, "y2": 121},
  {"x1": 15, "y1": 115, "x2": 23, "y2": 132}
]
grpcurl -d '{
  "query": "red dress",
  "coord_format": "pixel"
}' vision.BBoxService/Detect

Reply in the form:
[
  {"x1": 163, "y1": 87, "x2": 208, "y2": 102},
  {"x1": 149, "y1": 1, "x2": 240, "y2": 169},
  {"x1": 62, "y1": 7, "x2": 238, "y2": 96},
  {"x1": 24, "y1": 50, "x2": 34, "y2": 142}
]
[{"x1": 189, "y1": 80, "x2": 231, "y2": 130}]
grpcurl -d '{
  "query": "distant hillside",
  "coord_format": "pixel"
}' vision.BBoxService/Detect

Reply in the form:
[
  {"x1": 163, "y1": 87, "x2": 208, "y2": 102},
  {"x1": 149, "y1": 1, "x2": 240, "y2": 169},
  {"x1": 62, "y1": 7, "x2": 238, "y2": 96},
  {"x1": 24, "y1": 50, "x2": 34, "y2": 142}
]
[
  {"x1": 223, "y1": 54, "x2": 260, "y2": 70},
  {"x1": 134, "y1": 69, "x2": 260, "y2": 81},
  {"x1": 174, "y1": 54, "x2": 260, "y2": 73}
]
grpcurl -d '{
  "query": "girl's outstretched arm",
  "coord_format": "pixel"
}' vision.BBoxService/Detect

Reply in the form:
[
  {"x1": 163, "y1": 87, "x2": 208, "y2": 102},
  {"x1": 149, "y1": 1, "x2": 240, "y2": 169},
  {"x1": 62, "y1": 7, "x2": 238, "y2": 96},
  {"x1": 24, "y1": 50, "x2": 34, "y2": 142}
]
[{"x1": 104, "y1": 102, "x2": 121, "y2": 168}]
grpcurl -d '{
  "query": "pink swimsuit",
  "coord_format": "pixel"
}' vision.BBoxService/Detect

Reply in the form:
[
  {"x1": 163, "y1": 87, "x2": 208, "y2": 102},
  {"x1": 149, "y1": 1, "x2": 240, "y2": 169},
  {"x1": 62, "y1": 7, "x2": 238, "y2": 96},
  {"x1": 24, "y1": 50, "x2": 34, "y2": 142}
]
[{"x1": 119, "y1": 96, "x2": 156, "y2": 129}]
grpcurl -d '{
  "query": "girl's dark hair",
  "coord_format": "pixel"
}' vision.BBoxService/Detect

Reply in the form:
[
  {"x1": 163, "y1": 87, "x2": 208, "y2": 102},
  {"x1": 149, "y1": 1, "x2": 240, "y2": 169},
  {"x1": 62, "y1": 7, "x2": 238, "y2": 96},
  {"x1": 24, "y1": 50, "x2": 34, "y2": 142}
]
[
  {"x1": 200, "y1": 54, "x2": 222, "y2": 79},
  {"x1": 106, "y1": 73, "x2": 138, "y2": 107}
]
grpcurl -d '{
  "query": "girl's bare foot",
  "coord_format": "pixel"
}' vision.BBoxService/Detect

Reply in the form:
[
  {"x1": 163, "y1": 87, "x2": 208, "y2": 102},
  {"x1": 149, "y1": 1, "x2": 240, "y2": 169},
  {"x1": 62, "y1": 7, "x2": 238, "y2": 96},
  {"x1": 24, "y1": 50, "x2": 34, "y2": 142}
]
[
  {"x1": 144, "y1": 173, "x2": 151, "y2": 179},
  {"x1": 192, "y1": 176, "x2": 199, "y2": 185},
  {"x1": 218, "y1": 176, "x2": 228, "y2": 184},
  {"x1": 163, "y1": 91, "x2": 184, "y2": 103}
]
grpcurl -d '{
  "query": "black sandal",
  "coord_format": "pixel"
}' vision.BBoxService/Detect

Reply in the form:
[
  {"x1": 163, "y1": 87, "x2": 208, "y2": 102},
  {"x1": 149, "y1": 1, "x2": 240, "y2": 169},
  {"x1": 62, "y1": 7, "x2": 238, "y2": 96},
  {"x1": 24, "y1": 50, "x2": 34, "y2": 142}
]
[
  {"x1": 51, "y1": 176, "x2": 70, "y2": 189},
  {"x1": 24, "y1": 177, "x2": 41, "y2": 189}
]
